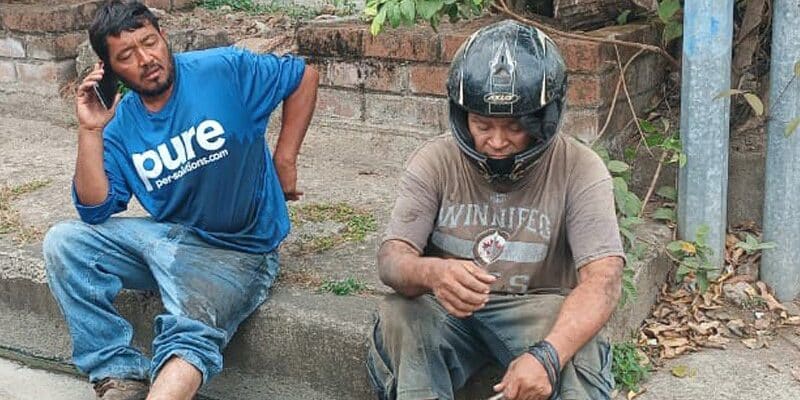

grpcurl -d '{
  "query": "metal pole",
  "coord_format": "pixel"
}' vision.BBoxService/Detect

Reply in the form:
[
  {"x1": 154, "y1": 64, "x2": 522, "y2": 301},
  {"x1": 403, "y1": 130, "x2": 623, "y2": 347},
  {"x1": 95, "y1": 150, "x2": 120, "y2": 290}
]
[
  {"x1": 762, "y1": 0, "x2": 800, "y2": 301},
  {"x1": 678, "y1": 0, "x2": 734, "y2": 267}
]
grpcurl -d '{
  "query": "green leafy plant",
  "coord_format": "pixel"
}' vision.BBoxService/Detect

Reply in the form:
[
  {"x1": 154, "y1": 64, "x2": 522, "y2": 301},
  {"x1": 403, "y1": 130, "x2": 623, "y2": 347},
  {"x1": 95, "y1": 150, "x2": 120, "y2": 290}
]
[
  {"x1": 656, "y1": 0, "x2": 682, "y2": 47},
  {"x1": 318, "y1": 277, "x2": 367, "y2": 295},
  {"x1": 612, "y1": 341, "x2": 650, "y2": 393},
  {"x1": 735, "y1": 233, "x2": 776, "y2": 255},
  {"x1": 364, "y1": 0, "x2": 490, "y2": 35},
  {"x1": 667, "y1": 224, "x2": 717, "y2": 293},
  {"x1": 594, "y1": 146, "x2": 643, "y2": 305},
  {"x1": 640, "y1": 118, "x2": 685, "y2": 168}
]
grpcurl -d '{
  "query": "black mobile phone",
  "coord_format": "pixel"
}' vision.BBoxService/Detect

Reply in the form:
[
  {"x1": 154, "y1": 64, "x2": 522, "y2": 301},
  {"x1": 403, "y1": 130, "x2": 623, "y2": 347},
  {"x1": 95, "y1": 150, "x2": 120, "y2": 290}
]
[{"x1": 93, "y1": 64, "x2": 118, "y2": 110}]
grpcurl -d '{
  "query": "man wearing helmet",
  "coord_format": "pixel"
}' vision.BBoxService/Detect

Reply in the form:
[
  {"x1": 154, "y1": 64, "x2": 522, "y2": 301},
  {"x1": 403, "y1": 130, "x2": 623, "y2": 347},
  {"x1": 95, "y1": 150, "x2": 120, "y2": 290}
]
[{"x1": 367, "y1": 20, "x2": 624, "y2": 400}]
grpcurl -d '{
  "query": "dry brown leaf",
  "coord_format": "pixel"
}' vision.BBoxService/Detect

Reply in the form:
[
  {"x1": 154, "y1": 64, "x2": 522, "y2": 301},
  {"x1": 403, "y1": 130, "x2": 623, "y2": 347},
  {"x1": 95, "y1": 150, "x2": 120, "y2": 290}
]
[
  {"x1": 661, "y1": 337, "x2": 690, "y2": 347},
  {"x1": 756, "y1": 281, "x2": 787, "y2": 312},
  {"x1": 783, "y1": 316, "x2": 800, "y2": 326},
  {"x1": 627, "y1": 389, "x2": 646, "y2": 399},
  {"x1": 742, "y1": 338, "x2": 760, "y2": 349}
]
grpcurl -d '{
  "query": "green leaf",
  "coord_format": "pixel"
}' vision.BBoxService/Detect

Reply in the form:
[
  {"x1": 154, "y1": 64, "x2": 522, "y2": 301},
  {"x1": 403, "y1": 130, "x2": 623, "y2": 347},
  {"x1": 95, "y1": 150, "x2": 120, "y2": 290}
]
[
  {"x1": 714, "y1": 88, "x2": 744, "y2": 100},
  {"x1": 656, "y1": 186, "x2": 677, "y2": 201},
  {"x1": 387, "y1": 0, "x2": 401, "y2": 28},
  {"x1": 657, "y1": 0, "x2": 681, "y2": 23},
  {"x1": 662, "y1": 21, "x2": 683, "y2": 45},
  {"x1": 622, "y1": 192, "x2": 642, "y2": 218},
  {"x1": 667, "y1": 240, "x2": 683, "y2": 253},
  {"x1": 795, "y1": 60, "x2": 800, "y2": 77},
  {"x1": 607, "y1": 160, "x2": 630, "y2": 174},
  {"x1": 675, "y1": 264, "x2": 691, "y2": 282},
  {"x1": 639, "y1": 119, "x2": 658, "y2": 134},
  {"x1": 616, "y1": 9, "x2": 631, "y2": 25},
  {"x1": 785, "y1": 116, "x2": 800, "y2": 137},
  {"x1": 370, "y1": 5, "x2": 388, "y2": 36},
  {"x1": 678, "y1": 153, "x2": 687, "y2": 167},
  {"x1": 416, "y1": 0, "x2": 443, "y2": 20},
  {"x1": 743, "y1": 93, "x2": 764, "y2": 116},
  {"x1": 652, "y1": 207, "x2": 677, "y2": 222},
  {"x1": 696, "y1": 273, "x2": 710, "y2": 293},
  {"x1": 399, "y1": 0, "x2": 415, "y2": 21}
]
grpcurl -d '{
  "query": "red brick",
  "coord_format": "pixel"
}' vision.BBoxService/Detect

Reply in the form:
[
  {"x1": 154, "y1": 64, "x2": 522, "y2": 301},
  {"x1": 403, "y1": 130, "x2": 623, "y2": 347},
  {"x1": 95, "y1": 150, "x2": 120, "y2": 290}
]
[
  {"x1": 326, "y1": 60, "x2": 361, "y2": 89},
  {"x1": 363, "y1": 28, "x2": 439, "y2": 62},
  {"x1": 172, "y1": 0, "x2": 198, "y2": 10},
  {"x1": 566, "y1": 72, "x2": 618, "y2": 108},
  {"x1": 297, "y1": 23, "x2": 365, "y2": 58},
  {"x1": 316, "y1": 87, "x2": 362, "y2": 120},
  {"x1": 440, "y1": 31, "x2": 469, "y2": 63},
  {"x1": 0, "y1": 36, "x2": 25, "y2": 58},
  {"x1": 408, "y1": 64, "x2": 448, "y2": 96},
  {"x1": 16, "y1": 59, "x2": 76, "y2": 84},
  {"x1": 26, "y1": 32, "x2": 86, "y2": 60},
  {"x1": 0, "y1": 61, "x2": 17, "y2": 83},
  {"x1": 364, "y1": 93, "x2": 447, "y2": 132},
  {"x1": 1, "y1": 1, "x2": 101, "y2": 33},
  {"x1": 553, "y1": 36, "x2": 614, "y2": 74},
  {"x1": 144, "y1": 0, "x2": 171, "y2": 11}
]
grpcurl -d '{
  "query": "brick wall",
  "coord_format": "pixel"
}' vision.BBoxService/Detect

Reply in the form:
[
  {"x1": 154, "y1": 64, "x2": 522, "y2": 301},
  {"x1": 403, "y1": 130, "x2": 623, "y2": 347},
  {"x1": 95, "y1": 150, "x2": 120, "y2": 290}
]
[
  {"x1": 0, "y1": 0, "x2": 196, "y2": 96},
  {"x1": 0, "y1": 0, "x2": 106, "y2": 93},
  {"x1": 297, "y1": 16, "x2": 666, "y2": 141}
]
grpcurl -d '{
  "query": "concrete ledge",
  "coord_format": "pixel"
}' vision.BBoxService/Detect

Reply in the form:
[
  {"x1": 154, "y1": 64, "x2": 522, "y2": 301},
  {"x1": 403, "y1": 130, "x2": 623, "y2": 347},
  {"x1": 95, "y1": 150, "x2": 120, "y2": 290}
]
[{"x1": 0, "y1": 222, "x2": 671, "y2": 399}]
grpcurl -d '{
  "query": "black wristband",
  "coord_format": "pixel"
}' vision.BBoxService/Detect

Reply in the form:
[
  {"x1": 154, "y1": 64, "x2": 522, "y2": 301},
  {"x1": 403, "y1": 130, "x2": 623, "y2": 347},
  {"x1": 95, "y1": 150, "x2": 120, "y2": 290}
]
[{"x1": 527, "y1": 340, "x2": 562, "y2": 400}]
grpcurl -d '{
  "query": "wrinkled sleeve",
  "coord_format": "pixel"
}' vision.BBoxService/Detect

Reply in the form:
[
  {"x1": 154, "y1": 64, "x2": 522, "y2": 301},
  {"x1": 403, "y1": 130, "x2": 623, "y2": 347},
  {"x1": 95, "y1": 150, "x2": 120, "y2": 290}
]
[
  {"x1": 382, "y1": 145, "x2": 441, "y2": 254},
  {"x1": 231, "y1": 47, "x2": 306, "y2": 122},
  {"x1": 565, "y1": 148, "x2": 625, "y2": 269},
  {"x1": 72, "y1": 141, "x2": 131, "y2": 224}
]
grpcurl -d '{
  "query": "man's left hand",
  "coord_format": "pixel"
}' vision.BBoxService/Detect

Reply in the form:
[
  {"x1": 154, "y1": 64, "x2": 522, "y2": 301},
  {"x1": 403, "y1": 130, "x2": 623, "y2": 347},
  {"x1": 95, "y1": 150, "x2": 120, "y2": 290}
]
[
  {"x1": 493, "y1": 353, "x2": 552, "y2": 400},
  {"x1": 274, "y1": 157, "x2": 303, "y2": 201}
]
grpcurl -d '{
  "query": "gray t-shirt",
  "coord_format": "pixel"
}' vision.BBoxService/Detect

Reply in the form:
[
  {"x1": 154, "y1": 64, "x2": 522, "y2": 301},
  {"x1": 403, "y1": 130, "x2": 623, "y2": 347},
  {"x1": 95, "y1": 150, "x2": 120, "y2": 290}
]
[{"x1": 383, "y1": 133, "x2": 624, "y2": 294}]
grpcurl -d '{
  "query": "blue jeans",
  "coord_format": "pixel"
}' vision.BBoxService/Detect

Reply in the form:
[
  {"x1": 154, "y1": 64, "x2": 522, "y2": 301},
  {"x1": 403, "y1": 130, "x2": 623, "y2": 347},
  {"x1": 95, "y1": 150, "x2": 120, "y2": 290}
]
[
  {"x1": 43, "y1": 217, "x2": 279, "y2": 384},
  {"x1": 368, "y1": 293, "x2": 614, "y2": 400}
]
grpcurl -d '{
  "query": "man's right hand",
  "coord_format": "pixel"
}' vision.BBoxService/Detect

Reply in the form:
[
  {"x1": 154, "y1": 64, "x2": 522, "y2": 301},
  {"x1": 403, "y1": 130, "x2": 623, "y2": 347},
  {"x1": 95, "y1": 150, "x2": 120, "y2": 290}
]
[
  {"x1": 429, "y1": 259, "x2": 496, "y2": 318},
  {"x1": 76, "y1": 62, "x2": 119, "y2": 133}
]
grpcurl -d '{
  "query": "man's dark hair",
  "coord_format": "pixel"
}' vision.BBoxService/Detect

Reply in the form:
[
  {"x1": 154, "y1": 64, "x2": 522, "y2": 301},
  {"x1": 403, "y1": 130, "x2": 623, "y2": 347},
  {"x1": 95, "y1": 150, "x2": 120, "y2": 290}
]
[{"x1": 89, "y1": 0, "x2": 161, "y2": 64}]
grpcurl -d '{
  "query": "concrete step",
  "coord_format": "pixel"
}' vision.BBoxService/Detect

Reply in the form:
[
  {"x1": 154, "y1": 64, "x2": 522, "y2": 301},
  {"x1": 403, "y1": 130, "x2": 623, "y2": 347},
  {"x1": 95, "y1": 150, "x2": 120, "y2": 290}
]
[{"x1": 0, "y1": 103, "x2": 673, "y2": 398}]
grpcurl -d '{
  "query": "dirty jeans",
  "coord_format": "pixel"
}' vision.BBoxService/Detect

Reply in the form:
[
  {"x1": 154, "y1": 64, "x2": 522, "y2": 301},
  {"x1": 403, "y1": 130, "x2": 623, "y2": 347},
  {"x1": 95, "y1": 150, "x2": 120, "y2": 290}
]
[
  {"x1": 367, "y1": 293, "x2": 614, "y2": 400},
  {"x1": 43, "y1": 217, "x2": 279, "y2": 384}
]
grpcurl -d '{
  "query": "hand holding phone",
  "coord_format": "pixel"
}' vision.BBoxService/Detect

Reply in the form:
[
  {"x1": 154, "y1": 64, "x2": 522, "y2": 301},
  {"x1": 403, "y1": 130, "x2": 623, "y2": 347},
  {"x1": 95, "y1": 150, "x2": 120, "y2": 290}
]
[
  {"x1": 92, "y1": 63, "x2": 119, "y2": 110},
  {"x1": 75, "y1": 62, "x2": 119, "y2": 133}
]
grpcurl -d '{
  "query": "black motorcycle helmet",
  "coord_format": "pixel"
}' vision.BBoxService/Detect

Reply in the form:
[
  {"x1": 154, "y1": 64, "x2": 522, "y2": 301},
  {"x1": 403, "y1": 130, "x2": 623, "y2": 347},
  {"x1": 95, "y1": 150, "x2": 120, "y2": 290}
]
[{"x1": 447, "y1": 19, "x2": 568, "y2": 183}]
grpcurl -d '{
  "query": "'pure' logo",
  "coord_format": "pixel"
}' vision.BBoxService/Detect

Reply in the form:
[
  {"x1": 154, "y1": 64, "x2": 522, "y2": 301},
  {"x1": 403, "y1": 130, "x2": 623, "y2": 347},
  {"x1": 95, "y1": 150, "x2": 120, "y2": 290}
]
[{"x1": 132, "y1": 119, "x2": 226, "y2": 191}]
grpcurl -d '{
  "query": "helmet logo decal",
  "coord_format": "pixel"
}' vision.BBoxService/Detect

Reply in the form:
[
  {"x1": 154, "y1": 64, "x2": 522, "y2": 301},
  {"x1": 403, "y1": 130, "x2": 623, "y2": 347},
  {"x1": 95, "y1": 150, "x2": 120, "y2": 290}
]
[
  {"x1": 487, "y1": 41, "x2": 517, "y2": 115},
  {"x1": 484, "y1": 92, "x2": 520, "y2": 105}
]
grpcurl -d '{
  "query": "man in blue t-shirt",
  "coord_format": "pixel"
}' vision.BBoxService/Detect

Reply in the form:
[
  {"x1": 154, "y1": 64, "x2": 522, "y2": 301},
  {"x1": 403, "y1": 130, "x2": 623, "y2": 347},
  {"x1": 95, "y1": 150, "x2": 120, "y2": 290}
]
[{"x1": 42, "y1": 1, "x2": 318, "y2": 399}]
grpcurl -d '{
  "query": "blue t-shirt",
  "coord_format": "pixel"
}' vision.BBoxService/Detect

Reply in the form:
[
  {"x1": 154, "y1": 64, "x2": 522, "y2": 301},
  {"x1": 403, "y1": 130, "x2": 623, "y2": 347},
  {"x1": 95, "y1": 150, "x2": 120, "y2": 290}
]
[{"x1": 73, "y1": 46, "x2": 306, "y2": 254}]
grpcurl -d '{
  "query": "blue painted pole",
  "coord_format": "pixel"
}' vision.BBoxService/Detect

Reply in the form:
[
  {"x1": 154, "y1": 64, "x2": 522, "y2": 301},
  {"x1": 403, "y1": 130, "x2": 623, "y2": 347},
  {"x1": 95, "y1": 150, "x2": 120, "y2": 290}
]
[
  {"x1": 762, "y1": 0, "x2": 800, "y2": 301},
  {"x1": 678, "y1": 1, "x2": 734, "y2": 267}
]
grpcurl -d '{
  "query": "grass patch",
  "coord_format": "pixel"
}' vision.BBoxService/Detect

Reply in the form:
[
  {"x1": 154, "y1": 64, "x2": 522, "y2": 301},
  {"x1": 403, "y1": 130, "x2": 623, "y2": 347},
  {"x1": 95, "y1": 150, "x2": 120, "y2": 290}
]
[
  {"x1": 0, "y1": 179, "x2": 51, "y2": 243},
  {"x1": 198, "y1": 0, "x2": 334, "y2": 19},
  {"x1": 318, "y1": 277, "x2": 367, "y2": 296},
  {"x1": 612, "y1": 341, "x2": 650, "y2": 393},
  {"x1": 288, "y1": 202, "x2": 377, "y2": 254}
]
